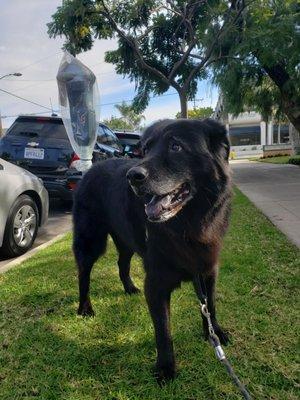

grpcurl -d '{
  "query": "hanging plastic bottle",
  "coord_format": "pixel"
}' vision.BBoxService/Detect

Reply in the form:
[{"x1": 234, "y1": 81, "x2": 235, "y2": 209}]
[{"x1": 57, "y1": 51, "x2": 100, "y2": 171}]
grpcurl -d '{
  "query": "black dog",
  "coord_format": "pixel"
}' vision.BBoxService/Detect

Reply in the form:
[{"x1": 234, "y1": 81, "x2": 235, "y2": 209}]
[{"x1": 73, "y1": 118, "x2": 232, "y2": 382}]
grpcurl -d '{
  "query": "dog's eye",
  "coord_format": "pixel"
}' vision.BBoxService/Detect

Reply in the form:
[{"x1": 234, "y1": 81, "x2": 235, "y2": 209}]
[{"x1": 170, "y1": 142, "x2": 182, "y2": 152}]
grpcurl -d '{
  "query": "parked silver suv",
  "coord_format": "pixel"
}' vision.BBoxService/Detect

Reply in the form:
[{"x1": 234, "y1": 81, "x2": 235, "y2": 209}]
[{"x1": 0, "y1": 158, "x2": 49, "y2": 257}]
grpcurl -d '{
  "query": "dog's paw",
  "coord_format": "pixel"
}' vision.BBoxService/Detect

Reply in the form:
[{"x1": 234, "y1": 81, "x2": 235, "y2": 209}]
[
  {"x1": 154, "y1": 362, "x2": 176, "y2": 386},
  {"x1": 214, "y1": 324, "x2": 230, "y2": 345},
  {"x1": 77, "y1": 301, "x2": 95, "y2": 317},
  {"x1": 125, "y1": 285, "x2": 140, "y2": 295},
  {"x1": 203, "y1": 323, "x2": 230, "y2": 346}
]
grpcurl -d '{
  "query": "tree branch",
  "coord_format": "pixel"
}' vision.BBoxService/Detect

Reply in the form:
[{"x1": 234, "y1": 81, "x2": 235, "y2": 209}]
[
  {"x1": 182, "y1": 1, "x2": 249, "y2": 91},
  {"x1": 167, "y1": 0, "x2": 202, "y2": 81},
  {"x1": 100, "y1": 0, "x2": 174, "y2": 89}
]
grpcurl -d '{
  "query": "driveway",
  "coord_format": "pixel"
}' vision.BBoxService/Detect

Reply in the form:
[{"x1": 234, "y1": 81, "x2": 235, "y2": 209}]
[
  {"x1": 0, "y1": 200, "x2": 72, "y2": 270},
  {"x1": 231, "y1": 160, "x2": 300, "y2": 248}
]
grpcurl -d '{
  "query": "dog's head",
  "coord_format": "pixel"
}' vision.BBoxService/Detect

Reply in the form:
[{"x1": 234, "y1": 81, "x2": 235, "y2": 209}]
[{"x1": 127, "y1": 119, "x2": 230, "y2": 222}]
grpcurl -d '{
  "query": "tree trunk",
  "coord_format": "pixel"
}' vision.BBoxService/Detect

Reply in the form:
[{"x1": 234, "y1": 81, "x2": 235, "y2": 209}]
[
  {"x1": 179, "y1": 91, "x2": 188, "y2": 118},
  {"x1": 289, "y1": 125, "x2": 300, "y2": 155},
  {"x1": 281, "y1": 96, "x2": 300, "y2": 155},
  {"x1": 261, "y1": 61, "x2": 300, "y2": 154}
]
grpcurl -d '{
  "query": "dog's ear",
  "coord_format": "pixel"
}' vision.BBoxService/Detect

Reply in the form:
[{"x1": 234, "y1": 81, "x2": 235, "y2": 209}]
[{"x1": 202, "y1": 119, "x2": 230, "y2": 161}]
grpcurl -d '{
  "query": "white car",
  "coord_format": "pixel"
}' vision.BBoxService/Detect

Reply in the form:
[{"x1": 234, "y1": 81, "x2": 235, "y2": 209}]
[{"x1": 0, "y1": 158, "x2": 49, "y2": 257}]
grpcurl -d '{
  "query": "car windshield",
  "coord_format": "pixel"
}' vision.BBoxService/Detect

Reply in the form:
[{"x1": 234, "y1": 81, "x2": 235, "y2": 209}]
[
  {"x1": 7, "y1": 119, "x2": 68, "y2": 140},
  {"x1": 97, "y1": 125, "x2": 123, "y2": 151},
  {"x1": 119, "y1": 138, "x2": 140, "y2": 146}
]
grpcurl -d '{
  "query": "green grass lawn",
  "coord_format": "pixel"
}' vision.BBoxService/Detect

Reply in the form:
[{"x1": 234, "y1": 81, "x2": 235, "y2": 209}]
[
  {"x1": 250, "y1": 156, "x2": 290, "y2": 164},
  {"x1": 250, "y1": 155, "x2": 300, "y2": 165},
  {"x1": 0, "y1": 189, "x2": 299, "y2": 400}
]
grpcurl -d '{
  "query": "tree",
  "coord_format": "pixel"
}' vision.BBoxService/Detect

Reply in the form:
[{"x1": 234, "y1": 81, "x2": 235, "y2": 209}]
[
  {"x1": 175, "y1": 106, "x2": 213, "y2": 119},
  {"x1": 103, "y1": 101, "x2": 145, "y2": 131},
  {"x1": 212, "y1": 0, "x2": 300, "y2": 153},
  {"x1": 48, "y1": 0, "x2": 247, "y2": 118},
  {"x1": 114, "y1": 101, "x2": 145, "y2": 130},
  {"x1": 103, "y1": 116, "x2": 133, "y2": 131}
]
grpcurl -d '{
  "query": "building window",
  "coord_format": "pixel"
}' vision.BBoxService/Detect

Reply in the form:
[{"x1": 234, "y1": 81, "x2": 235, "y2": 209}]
[
  {"x1": 280, "y1": 125, "x2": 289, "y2": 143},
  {"x1": 273, "y1": 124, "x2": 290, "y2": 144},
  {"x1": 273, "y1": 124, "x2": 279, "y2": 144},
  {"x1": 229, "y1": 125, "x2": 261, "y2": 146}
]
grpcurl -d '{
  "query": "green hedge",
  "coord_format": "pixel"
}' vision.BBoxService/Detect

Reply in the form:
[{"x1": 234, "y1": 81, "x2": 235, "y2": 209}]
[{"x1": 288, "y1": 155, "x2": 300, "y2": 165}]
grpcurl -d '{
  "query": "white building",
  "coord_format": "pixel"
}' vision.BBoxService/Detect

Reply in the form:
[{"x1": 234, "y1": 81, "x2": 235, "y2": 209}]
[
  {"x1": 213, "y1": 95, "x2": 291, "y2": 157},
  {"x1": 226, "y1": 112, "x2": 290, "y2": 157}
]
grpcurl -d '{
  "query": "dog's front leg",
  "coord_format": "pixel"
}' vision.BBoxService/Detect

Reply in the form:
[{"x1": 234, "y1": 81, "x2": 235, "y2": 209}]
[
  {"x1": 194, "y1": 272, "x2": 229, "y2": 345},
  {"x1": 145, "y1": 274, "x2": 176, "y2": 384}
]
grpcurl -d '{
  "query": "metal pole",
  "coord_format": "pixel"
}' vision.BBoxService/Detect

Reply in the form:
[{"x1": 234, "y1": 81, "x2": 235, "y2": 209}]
[{"x1": 0, "y1": 73, "x2": 22, "y2": 136}]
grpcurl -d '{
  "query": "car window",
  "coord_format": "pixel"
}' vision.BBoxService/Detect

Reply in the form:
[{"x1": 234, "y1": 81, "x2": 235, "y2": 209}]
[
  {"x1": 119, "y1": 138, "x2": 140, "y2": 146},
  {"x1": 6, "y1": 120, "x2": 68, "y2": 140},
  {"x1": 97, "y1": 125, "x2": 123, "y2": 151}
]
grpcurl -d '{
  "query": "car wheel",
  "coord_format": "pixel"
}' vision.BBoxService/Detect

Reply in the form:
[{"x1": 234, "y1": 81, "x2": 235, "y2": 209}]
[{"x1": 1, "y1": 194, "x2": 39, "y2": 258}]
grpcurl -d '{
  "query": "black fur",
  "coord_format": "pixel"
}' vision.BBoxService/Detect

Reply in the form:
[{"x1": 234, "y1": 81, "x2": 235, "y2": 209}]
[{"x1": 73, "y1": 118, "x2": 232, "y2": 383}]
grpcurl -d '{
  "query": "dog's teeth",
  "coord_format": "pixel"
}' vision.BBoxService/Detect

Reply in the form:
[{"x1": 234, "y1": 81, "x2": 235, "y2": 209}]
[
  {"x1": 144, "y1": 183, "x2": 191, "y2": 220},
  {"x1": 161, "y1": 195, "x2": 172, "y2": 208}
]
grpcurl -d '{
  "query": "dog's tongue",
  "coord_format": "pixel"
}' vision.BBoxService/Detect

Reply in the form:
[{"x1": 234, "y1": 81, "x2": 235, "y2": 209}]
[
  {"x1": 145, "y1": 196, "x2": 162, "y2": 219},
  {"x1": 145, "y1": 195, "x2": 172, "y2": 219}
]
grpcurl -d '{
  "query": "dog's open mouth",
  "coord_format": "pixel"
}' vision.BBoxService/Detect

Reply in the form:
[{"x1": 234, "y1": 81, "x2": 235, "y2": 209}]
[{"x1": 144, "y1": 183, "x2": 192, "y2": 222}]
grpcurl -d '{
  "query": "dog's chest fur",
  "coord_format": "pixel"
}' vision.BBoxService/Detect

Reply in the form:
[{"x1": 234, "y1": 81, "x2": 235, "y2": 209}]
[{"x1": 147, "y1": 211, "x2": 225, "y2": 276}]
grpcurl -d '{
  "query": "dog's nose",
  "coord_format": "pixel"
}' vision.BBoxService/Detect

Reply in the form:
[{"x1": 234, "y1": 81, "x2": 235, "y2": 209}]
[{"x1": 127, "y1": 166, "x2": 148, "y2": 185}]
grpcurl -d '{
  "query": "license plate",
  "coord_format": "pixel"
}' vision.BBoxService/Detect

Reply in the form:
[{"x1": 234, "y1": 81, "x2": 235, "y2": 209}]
[{"x1": 24, "y1": 147, "x2": 44, "y2": 160}]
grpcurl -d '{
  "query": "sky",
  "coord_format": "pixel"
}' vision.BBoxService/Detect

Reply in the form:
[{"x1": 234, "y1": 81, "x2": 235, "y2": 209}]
[{"x1": 0, "y1": 0, "x2": 218, "y2": 129}]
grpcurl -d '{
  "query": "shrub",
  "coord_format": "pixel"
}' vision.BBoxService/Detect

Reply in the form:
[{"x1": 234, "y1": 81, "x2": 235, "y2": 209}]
[
  {"x1": 266, "y1": 153, "x2": 289, "y2": 159},
  {"x1": 288, "y1": 156, "x2": 300, "y2": 165}
]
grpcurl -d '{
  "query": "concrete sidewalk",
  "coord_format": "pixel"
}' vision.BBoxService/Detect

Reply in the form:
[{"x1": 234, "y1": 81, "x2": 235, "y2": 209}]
[{"x1": 230, "y1": 160, "x2": 300, "y2": 248}]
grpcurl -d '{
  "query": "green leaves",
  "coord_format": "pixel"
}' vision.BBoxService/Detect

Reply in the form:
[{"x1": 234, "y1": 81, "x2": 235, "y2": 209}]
[
  {"x1": 175, "y1": 107, "x2": 213, "y2": 119},
  {"x1": 212, "y1": 0, "x2": 300, "y2": 128},
  {"x1": 48, "y1": 1, "x2": 254, "y2": 117},
  {"x1": 104, "y1": 101, "x2": 145, "y2": 131}
]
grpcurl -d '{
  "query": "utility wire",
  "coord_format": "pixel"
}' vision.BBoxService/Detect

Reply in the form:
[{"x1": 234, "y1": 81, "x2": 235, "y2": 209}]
[
  {"x1": 3, "y1": 72, "x2": 115, "y2": 83},
  {"x1": 1, "y1": 92, "x2": 178, "y2": 119},
  {"x1": 15, "y1": 51, "x2": 61, "y2": 72},
  {"x1": 0, "y1": 81, "x2": 53, "y2": 95},
  {"x1": 2, "y1": 70, "x2": 116, "y2": 83},
  {"x1": 2, "y1": 79, "x2": 54, "y2": 82},
  {"x1": 0, "y1": 88, "x2": 52, "y2": 111},
  {"x1": 99, "y1": 92, "x2": 178, "y2": 107},
  {"x1": 2, "y1": 110, "x2": 55, "y2": 119}
]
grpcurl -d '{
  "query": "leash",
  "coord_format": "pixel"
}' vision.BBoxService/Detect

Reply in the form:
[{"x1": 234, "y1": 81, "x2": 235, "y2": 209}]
[{"x1": 194, "y1": 274, "x2": 252, "y2": 400}]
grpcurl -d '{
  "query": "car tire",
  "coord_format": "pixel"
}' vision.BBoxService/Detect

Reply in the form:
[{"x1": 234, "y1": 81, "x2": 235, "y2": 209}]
[{"x1": 1, "y1": 195, "x2": 39, "y2": 258}]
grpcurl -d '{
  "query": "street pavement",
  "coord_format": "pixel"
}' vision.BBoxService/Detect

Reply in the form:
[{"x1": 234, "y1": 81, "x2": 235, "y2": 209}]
[
  {"x1": 0, "y1": 199, "x2": 72, "y2": 269},
  {"x1": 231, "y1": 160, "x2": 300, "y2": 248}
]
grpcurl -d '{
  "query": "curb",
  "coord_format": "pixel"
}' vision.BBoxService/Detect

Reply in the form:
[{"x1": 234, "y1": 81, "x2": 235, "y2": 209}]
[{"x1": 0, "y1": 232, "x2": 70, "y2": 274}]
